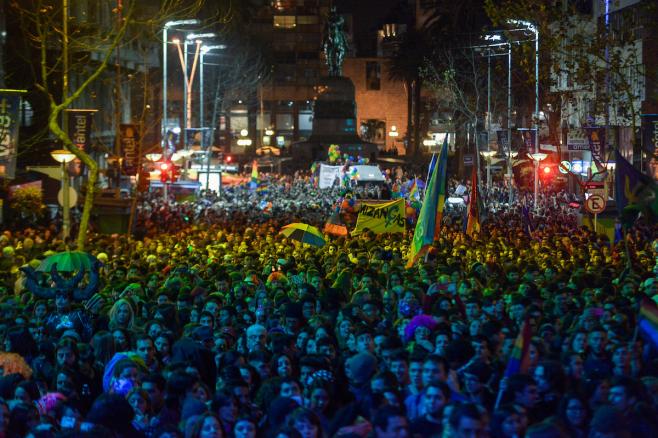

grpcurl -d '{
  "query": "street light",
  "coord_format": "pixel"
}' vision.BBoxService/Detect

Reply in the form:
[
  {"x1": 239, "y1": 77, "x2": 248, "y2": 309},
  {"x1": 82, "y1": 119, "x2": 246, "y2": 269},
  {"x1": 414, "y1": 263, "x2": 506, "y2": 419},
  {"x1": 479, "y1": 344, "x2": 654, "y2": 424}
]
[
  {"x1": 529, "y1": 152, "x2": 547, "y2": 211},
  {"x1": 508, "y1": 19, "x2": 539, "y2": 156},
  {"x1": 162, "y1": 19, "x2": 200, "y2": 157},
  {"x1": 50, "y1": 149, "x2": 76, "y2": 240},
  {"x1": 182, "y1": 33, "x2": 216, "y2": 138},
  {"x1": 237, "y1": 129, "x2": 253, "y2": 147},
  {"x1": 200, "y1": 44, "x2": 226, "y2": 191},
  {"x1": 480, "y1": 150, "x2": 497, "y2": 188}
]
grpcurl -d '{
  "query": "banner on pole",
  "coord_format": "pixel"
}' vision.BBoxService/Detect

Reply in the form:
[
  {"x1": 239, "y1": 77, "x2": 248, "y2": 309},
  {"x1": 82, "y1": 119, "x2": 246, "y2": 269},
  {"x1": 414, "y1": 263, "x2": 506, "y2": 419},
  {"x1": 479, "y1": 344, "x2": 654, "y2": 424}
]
[
  {"x1": 496, "y1": 130, "x2": 510, "y2": 153},
  {"x1": 120, "y1": 124, "x2": 139, "y2": 175},
  {"x1": 584, "y1": 126, "x2": 606, "y2": 162},
  {"x1": 318, "y1": 164, "x2": 342, "y2": 189},
  {"x1": 520, "y1": 129, "x2": 536, "y2": 154},
  {"x1": 185, "y1": 128, "x2": 213, "y2": 149},
  {"x1": 0, "y1": 90, "x2": 24, "y2": 179},
  {"x1": 66, "y1": 109, "x2": 95, "y2": 176},
  {"x1": 352, "y1": 198, "x2": 405, "y2": 236}
]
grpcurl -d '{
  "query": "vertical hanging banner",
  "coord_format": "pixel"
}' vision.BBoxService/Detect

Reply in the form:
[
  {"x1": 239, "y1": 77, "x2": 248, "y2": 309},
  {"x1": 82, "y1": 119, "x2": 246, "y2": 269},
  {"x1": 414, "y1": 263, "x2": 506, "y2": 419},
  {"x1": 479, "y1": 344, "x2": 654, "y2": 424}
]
[
  {"x1": 585, "y1": 126, "x2": 606, "y2": 163},
  {"x1": 496, "y1": 130, "x2": 510, "y2": 153},
  {"x1": 66, "y1": 109, "x2": 96, "y2": 176},
  {"x1": 520, "y1": 129, "x2": 536, "y2": 154},
  {"x1": 120, "y1": 124, "x2": 139, "y2": 175},
  {"x1": 0, "y1": 90, "x2": 26, "y2": 179}
]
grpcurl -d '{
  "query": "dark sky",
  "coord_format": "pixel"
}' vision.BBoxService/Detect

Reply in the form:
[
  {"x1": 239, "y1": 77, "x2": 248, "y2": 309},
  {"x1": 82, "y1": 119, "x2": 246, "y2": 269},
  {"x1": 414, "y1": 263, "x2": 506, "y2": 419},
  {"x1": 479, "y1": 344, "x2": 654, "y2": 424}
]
[{"x1": 336, "y1": 0, "x2": 411, "y2": 56}]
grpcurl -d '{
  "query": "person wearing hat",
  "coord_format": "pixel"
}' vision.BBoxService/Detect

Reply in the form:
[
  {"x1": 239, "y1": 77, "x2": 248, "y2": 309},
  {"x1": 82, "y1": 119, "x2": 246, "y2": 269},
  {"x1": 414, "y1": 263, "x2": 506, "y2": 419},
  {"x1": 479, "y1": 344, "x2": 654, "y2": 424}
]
[{"x1": 344, "y1": 352, "x2": 377, "y2": 402}]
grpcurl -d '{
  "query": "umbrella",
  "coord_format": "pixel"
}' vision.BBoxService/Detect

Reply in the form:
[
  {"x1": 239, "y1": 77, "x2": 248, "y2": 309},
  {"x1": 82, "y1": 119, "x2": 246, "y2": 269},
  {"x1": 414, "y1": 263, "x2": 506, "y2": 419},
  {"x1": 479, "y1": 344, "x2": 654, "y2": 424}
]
[
  {"x1": 37, "y1": 251, "x2": 97, "y2": 272},
  {"x1": 280, "y1": 223, "x2": 326, "y2": 247}
]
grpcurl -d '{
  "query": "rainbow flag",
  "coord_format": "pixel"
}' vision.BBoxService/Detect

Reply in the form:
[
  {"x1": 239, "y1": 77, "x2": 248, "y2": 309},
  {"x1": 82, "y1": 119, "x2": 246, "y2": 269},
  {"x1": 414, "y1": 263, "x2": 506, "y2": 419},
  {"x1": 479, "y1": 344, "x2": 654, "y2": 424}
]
[
  {"x1": 639, "y1": 298, "x2": 658, "y2": 347},
  {"x1": 408, "y1": 178, "x2": 420, "y2": 201},
  {"x1": 250, "y1": 160, "x2": 259, "y2": 190},
  {"x1": 465, "y1": 166, "x2": 480, "y2": 236},
  {"x1": 504, "y1": 319, "x2": 532, "y2": 377},
  {"x1": 406, "y1": 137, "x2": 448, "y2": 268}
]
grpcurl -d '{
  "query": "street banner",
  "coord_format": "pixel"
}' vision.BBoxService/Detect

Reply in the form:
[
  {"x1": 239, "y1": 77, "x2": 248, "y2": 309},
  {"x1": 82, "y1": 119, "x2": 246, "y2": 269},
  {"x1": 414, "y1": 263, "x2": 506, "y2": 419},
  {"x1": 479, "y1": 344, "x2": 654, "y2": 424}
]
[
  {"x1": 66, "y1": 109, "x2": 95, "y2": 176},
  {"x1": 318, "y1": 164, "x2": 342, "y2": 189},
  {"x1": 164, "y1": 130, "x2": 179, "y2": 158},
  {"x1": 585, "y1": 127, "x2": 606, "y2": 163},
  {"x1": 185, "y1": 128, "x2": 213, "y2": 149},
  {"x1": 520, "y1": 129, "x2": 536, "y2": 154},
  {"x1": 567, "y1": 129, "x2": 589, "y2": 151},
  {"x1": 0, "y1": 91, "x2": 23, "y2": 179},
  {"x1": 496, "y1": 130, "x2": 509, "y2": 153},
  {"x1": 120, "y1": 124, "x2": 139, "y2": 175},
  {"x1": 352, "y1": 198, "x2": 405, "y2": 236},
  {"x1": 642, "y1": 114, "x2": 658, "y2": 157}
]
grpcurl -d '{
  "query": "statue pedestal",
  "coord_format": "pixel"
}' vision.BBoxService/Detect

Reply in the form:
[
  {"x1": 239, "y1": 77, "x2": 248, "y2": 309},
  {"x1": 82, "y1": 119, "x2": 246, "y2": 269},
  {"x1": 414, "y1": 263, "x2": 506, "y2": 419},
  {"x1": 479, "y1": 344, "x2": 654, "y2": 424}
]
[{"x1": 290, "y1": 76, "x2": 378, "y2": 167}]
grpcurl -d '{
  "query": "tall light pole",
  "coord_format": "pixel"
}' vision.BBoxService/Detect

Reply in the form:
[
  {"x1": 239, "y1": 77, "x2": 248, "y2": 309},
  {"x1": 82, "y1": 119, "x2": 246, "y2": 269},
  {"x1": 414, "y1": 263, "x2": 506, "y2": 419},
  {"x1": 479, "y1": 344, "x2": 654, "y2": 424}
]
[
  {"x1": 162, "y1": 19, "x2": 199, "y2": 157},
  {"x1": 508, "y1": 19, "x2": 539, "y2": 155},
  {"x1": 51, "y1": 150, "x2": 76, "y2": 240},
  {"x1": 181, "y1": 33, "x2": 216, "y2": 147},
  {"x1": 200, "y1": 44, "x2": 225, "y2": 192},
  {"x1": 481, "y1": 150, "x2": 496, "y2": 188},
  {"x1": 530, "y1": 152, "x2": 547, "y2": 211}
]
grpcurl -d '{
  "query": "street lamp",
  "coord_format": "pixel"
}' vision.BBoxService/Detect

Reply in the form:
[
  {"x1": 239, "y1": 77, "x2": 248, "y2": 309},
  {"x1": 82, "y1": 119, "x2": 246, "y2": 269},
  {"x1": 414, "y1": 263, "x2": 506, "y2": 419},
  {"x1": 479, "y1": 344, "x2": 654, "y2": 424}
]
[
  {"x1": 508, "y1": 19, "x2": 539, "y2": 156},
  {"x1": 237, "y1": 129, "x2": 253, "y2": 147},
  {"x1": 529, "y1": 152, "x2": 547, "y2": 211},
  {"x1": 182, "y1": 33, "x2": 216, "y2": 138},
  {"x1": 200, "y1": 44, "x2": 226, "y2": 191},
  {"x1": 50, "y1": 149, "x2": 76, "y2": 240},
  {"x1": 162, "y1": 19, "x2": 200, "y2": 156},
  {"x1": 480, "y1": 150, "x2": 496, "y2": 188}
]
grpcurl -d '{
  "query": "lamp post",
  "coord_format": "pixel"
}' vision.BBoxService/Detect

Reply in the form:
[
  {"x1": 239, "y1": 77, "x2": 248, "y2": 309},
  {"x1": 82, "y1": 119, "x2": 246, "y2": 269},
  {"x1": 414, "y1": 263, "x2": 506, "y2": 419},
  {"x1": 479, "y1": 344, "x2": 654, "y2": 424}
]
[
  {"x1": 50, "y1": 149, "x2": 76, "y2": 240},
  {"x1": 162, "y1": 19, "x2": 199, "y2": 156},
  {"x1": 529, "y1": 152, "x2": 547, "y2": 211},
  {"x1": 480, "y1": 150, "x2": 496, "y2": 188},
  {"x1": 508, "y1": 19, "x2": 539, "y2": 155},
  {"x1": 200, "y1": 44, "x2": 225, "y2": 191},
  {"x1": 177, "y1": 33, "x2": 216, "y2": 147},
  {"x1": 388, "y1": 125, "x2": 399, "y2": 153}
]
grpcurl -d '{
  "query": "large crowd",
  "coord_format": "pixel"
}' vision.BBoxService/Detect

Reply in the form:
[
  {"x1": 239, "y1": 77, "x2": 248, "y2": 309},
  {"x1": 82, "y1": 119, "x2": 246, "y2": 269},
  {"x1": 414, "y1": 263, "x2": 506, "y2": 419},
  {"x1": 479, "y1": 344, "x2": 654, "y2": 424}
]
[{"x1": 0, "y1": 169, "x2": 656, "y2": 438}]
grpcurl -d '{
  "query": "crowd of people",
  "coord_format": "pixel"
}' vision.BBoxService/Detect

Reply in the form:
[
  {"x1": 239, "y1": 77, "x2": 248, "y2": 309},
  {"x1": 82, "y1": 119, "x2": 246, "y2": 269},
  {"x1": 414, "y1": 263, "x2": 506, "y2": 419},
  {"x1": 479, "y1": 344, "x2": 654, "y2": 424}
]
[{"x1": 0, "y1": 169, "x2": 656, "y2": 438}]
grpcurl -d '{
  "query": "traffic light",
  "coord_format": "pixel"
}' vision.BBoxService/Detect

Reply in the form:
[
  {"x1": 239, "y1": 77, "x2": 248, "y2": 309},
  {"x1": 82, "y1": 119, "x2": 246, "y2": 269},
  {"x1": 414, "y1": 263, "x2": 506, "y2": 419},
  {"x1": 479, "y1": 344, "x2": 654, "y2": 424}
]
[
  {"x1": 225, "y1": 155, "x2": 232, "y2": 163},
  {"x1": 170, "y1": 165, "x2": 180, "y2": 182},
  {"x1": 160, "y1": 162, "x2": 170, "y2": 183},
  {"x1": 540, "y1": 163, "x2": 556, "y2": 184}
]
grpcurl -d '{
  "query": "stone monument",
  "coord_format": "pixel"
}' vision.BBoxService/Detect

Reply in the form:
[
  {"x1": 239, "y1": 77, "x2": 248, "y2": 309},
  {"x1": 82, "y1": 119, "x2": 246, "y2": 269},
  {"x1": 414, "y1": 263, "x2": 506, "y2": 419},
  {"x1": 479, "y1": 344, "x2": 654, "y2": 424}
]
[{"x1": 290, "y1": 7, "x2": 378, "y2": 165}]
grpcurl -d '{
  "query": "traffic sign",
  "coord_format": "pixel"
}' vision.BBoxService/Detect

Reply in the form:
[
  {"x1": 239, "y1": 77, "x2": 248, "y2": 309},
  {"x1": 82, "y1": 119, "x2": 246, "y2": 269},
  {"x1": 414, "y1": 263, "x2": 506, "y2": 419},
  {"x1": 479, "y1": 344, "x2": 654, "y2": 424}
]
[
  {"x1": 559, "y1": 161, "x2": 571, "y2": 174},
  {"x1": 463, "y1": 154, "x2": 474, "y2": 166},
  {"x1": 57, "y1": 187, "x2": 78, "y2": 208},
  {"x1": 584, "y1": 195, "x2": 606, "y2": 214}
]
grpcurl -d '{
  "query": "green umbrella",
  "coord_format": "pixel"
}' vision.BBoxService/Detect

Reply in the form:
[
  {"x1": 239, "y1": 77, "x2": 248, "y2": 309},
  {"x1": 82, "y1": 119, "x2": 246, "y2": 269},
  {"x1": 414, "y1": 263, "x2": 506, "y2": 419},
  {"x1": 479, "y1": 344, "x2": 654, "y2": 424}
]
[
  {"x1": 37, "y1": 251, "x2": 97, "y2": 272},
  {"x1": 280, "y1": 223, "x2": 326, "y2": 247}
]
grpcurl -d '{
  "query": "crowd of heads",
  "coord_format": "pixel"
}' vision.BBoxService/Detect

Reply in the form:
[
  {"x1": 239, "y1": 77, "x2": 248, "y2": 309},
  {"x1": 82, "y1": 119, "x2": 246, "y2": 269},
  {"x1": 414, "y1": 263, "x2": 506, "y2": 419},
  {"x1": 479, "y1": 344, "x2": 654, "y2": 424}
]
[{"x1": 0, "y1": 169, "x2": 655, "y2": 438}]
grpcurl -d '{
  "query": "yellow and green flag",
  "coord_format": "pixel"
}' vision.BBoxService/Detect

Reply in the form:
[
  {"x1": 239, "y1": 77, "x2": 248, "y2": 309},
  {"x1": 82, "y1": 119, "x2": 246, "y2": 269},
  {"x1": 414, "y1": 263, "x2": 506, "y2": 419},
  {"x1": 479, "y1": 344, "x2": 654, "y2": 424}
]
[{"x1": 406, "y1": 137, "x2": 448, "y2": 268}]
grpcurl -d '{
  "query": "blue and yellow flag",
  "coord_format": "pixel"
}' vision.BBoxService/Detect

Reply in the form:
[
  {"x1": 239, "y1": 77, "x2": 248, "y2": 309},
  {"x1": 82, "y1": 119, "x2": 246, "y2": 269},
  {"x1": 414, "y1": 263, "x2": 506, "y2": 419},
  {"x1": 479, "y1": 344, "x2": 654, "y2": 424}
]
[
  {"x1": 406, "y1": 137, "x2": 448, "y2": 268},
  {"x1": 614, "y1": 150, "x2": 658, "y2": 226}
]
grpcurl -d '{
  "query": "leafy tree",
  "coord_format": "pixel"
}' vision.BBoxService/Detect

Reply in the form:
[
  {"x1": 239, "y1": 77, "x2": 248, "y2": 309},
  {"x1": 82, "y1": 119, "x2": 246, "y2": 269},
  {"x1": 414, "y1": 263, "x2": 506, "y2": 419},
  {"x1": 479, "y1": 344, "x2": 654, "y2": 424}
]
[{"x1": 7, "y1": 0, "x2": 207, "y2": 248}]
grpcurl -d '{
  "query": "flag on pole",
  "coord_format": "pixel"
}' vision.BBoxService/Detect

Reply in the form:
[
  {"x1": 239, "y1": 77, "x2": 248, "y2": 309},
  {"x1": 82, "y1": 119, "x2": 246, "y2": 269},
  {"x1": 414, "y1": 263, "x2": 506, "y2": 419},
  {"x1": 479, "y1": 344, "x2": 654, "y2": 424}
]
[
  {"x1": 504, "y1": 319, "x2": 532, "y2": 377},
  {"x1": 250, "y1": 160, "x2": 259, "y2": 190},
  {"x1": 614, "y1": 149, "x2": 658, "y2": 227},
  {"x1": 465, "y1": 166, "x2": 480, "y2": 236},
  {"x1": 408, "y1": 178, "x2": 420, "y2": 201},
  {"x1": 406, "y1": 137, "x2": 448, "y2": 268},
  {"x1": 639, "y1": 298, "x2": 658, "y2": 348}
]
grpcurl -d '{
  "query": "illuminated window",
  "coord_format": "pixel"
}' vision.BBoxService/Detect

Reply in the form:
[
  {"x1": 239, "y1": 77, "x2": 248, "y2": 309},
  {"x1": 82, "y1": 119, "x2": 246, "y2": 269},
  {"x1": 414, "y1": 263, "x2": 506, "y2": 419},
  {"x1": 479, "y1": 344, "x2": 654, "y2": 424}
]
[
  {"x1": 297, "y1": 15, "x2": 318, "y2": 25},
  {"x1": 273, "y1": 16, "x2": 296, "y2": 29}
]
